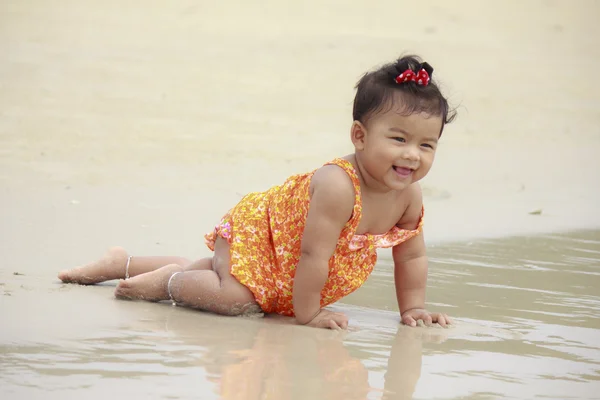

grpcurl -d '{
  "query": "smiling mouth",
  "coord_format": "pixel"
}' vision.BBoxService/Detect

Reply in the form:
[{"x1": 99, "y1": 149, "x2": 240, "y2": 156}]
[{"x1": 393, "y1": 166, "x2": 414, "y2": 177}]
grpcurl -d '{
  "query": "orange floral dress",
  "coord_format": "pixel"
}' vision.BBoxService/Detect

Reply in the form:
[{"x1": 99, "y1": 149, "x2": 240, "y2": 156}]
[{"x1": 204, "y1": 158, "x2": 424, "y2": 316}]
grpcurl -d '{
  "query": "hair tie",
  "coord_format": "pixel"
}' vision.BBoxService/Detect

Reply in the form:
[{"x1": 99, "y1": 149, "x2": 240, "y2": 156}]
[
  {"x1": 394, "y1": 62, "x2": 434, "y2": 86},
  {"x1": 394, "y1": 68, "x2": 430, "y2": 86}
]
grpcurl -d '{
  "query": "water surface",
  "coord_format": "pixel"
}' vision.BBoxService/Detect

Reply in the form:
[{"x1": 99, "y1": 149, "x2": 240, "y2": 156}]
[{"x1": 2, "y1": 230, "x2": 599, "y2": 399}]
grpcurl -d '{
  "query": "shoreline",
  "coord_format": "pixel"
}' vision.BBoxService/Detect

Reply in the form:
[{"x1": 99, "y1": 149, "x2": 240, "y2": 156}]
[{"x1": 0, "y1": 175, "x2": 600, "y2": 261}]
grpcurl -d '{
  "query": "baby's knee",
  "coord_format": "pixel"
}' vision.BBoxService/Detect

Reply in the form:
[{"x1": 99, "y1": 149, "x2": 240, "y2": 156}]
[
  {"x1": 164, "y1": 263, "x2": 185, "y2": 273},
  {"x1": 224, "y1": 301, "x2": 263, "y2": 317}
]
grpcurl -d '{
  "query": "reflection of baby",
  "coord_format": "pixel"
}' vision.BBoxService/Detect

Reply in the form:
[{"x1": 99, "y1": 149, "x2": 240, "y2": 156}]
[
  {"x1": 317, "y1": 338, "x2": 370, "y2": 400},
  {"x1": 215, "y1": 325, "x2": 447, "y2": 400},
  {"x1": 217, "y1": 326, "x2": 370, "y2": 400},
  {"x1": 383, "y1": 327, "x2": 449, "y2": 399},
  {"x1": 218, "y1": 328, "x2": 291, "y2": 400},
  {"x1": 59, "y1": 54, "x2": 455, "y2": 330},
  {"x1": 112, "y1": 308, "x2": 442, "y2": 399}
]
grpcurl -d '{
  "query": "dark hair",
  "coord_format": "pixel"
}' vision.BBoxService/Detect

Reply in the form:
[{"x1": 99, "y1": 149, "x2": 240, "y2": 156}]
[{"x1": 352, "y1": 55, "x2": 456, "y2": 135}]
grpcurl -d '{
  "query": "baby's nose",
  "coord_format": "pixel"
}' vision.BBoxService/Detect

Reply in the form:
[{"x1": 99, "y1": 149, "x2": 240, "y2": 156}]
[{"x1": 402, "y1": 147, "x2": 420, "y2": 160}]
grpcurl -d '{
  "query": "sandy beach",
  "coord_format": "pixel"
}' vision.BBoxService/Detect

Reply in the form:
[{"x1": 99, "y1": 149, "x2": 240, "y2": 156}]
[{"x1": 1, "y1": 0, "x2": 600, "y2": 399}]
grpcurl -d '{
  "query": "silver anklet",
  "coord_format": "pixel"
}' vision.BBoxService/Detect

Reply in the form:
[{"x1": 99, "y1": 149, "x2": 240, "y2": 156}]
[
  {"x1": 167, "y1": 272, "x2": 182, "y2": 306},
  {"x1": 124, "y1": 256, "x2": 132, "y2": 280}
]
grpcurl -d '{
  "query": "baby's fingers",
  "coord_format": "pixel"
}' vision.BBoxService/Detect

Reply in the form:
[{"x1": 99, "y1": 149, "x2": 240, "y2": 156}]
[
  {"x1": 436, "y1": 314, "x2": 448, "y2": 327},
  {"x1": 434, "y1": 313, "x2": 452, "y2": 327},
  {"x1": 442, "y1": 314, "x2": 452, "y2": 326},
  {"x1": 332, "y1": 313, "x2": 349, "y2": 330},
  {"x1": 422, "y1": 313, "x2": 433, "y2": 326},
  {"x1": 327, "y1": 319, "x2": 342, "y2": 330},
  {"x1": 402, "y1": 314, "x2": 417, "y2": 327}
]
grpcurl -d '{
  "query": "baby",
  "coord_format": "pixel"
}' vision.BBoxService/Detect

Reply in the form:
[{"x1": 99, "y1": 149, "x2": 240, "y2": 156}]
[{"x1": 59, "y1": 54, "x2": 456, "y2": 330}]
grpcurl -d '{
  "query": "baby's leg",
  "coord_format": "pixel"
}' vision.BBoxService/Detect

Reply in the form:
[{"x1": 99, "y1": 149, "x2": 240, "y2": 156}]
[
  {"x1": 58, "y1": 247, "x2": 209, "y2": 285},
  {"x1": 114, "y1": 237, "x2": 260, "y2": 315}
]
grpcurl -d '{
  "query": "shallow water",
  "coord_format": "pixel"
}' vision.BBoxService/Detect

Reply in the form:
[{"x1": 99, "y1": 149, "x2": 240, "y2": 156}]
[{"x1": 2, "y1": 230, "x2": 599, "y2": 399}]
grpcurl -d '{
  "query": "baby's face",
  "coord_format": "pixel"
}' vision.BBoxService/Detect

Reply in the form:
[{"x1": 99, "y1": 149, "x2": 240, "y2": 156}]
[{"x1": 354, "y1": 107, "x2": 442, "y2": 191}]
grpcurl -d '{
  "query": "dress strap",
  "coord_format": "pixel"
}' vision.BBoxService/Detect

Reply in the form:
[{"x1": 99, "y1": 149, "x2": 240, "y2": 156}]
[
  {"x1": 322, "y1": 158, "x2": 424, "y2": 251},
  {"x1": 323, "y1": 158, "x2": 362, "y2": 229}
]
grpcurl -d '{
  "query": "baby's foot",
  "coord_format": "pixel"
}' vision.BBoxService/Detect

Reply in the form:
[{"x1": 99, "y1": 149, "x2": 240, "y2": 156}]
[
  {"x1": 114, "y1": 264, "x2": 183, "y2": 302},
  {"x1": 58, "y1": 247, "x2": 129, "y2": 285}
]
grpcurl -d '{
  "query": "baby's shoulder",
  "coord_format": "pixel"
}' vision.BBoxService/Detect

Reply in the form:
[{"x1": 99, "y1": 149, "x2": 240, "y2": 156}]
[
  {"x1": 310, "y1": 164, "x2": 356, "y2": 196},
  {"x1": 401, "y1": 182, "x2": 423, "y2": 203},
  {"x1": 395, "y1": 183, "x2": 424, "y2": 229}
]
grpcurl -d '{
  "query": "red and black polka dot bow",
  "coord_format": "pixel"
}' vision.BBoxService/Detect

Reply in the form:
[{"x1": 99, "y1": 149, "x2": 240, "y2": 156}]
[{"x1": 394, "y1": 68, "x2": 431, "y2": 86}]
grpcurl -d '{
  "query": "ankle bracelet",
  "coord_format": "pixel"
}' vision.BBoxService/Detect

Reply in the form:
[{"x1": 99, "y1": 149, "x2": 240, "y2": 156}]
[
  {"x1": 167, "y1": 272, "x2": 182, "y2": 306},
  {"x1": 124, "y1": 256, "x2": 132, "y2": 280}
]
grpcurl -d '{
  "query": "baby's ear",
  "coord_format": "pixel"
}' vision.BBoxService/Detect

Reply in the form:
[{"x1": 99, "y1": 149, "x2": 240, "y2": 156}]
[{"x1": 350, "y1": 121, "x2": 367, "y2": 150}]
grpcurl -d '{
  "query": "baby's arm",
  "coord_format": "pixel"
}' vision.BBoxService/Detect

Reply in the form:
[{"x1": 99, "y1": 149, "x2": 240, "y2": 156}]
[
  {"x1": 293, "y1": 166, "x2": 355, "y2": 327},
  {"x1": 393, "y1": 184, "x2": 451, "y2": 327}
]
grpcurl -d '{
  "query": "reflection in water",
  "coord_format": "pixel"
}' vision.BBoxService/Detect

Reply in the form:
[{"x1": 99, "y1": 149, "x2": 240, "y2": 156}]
[
  {"x1": 343, "y1": 230, "x2": 600, "y2": 398},
  {"x1": 212, "y1": 321, "x2": 372, "y2": 400},
  {"x1": 0, "y1": 311, "x2": 433, "y2": 400},
  {"x1": 1, "y1": 230, "x2": 600, "y2": 399}
]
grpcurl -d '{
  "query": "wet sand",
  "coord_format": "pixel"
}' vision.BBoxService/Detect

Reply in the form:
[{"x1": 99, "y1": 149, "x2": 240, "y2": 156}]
[
  {"x1": 1, "y1": 0, "x2": 600, "y2": 399},
  {"x1": 2, "y1": 231, "x2": 599, "y2": 399}
]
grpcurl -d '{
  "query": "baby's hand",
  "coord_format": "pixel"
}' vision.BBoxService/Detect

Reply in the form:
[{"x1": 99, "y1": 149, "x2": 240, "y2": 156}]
[
  {"x1": 401, "y1": 308, "x2": 452, "y2": 328},
  {"x1": 306, "y1": 309, "x2": 349, "y2": 330}
]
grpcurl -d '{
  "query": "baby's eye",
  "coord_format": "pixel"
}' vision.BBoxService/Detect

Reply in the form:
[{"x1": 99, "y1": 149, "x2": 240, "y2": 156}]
[
  {"x1": 421, "y1": 143, "x2": 434, "y2": 149},
  {"x1": 393, "y1": 137, "x2": 406, "y2": 143}
]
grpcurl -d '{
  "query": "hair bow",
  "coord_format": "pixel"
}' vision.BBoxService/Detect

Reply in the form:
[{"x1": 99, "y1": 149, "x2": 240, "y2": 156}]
[{"x1": 394, "y1": 66, "x2": 432, "y2": 86}]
